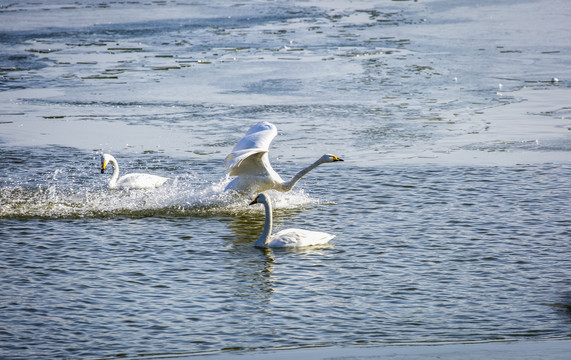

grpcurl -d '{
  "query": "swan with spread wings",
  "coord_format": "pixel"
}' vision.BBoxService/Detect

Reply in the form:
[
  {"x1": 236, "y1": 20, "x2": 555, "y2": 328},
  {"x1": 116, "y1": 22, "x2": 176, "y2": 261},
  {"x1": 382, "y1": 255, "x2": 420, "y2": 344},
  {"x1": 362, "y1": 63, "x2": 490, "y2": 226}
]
[{"x1": 224, "y1": 122, "x2": 343, "y2": 195}]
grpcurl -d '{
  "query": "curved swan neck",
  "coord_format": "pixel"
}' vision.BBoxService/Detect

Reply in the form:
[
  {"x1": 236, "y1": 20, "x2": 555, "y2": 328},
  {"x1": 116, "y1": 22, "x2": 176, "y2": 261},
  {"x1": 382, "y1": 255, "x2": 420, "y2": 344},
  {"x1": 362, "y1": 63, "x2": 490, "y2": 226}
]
[
  {"x1": 255, "y1": 198, "x2": 273, "y2": 247},
  {"x1": 107, "y1": 156, "x2": 120, "y2": 188},
  {"x1": 280, "y1": 158, "x2": 323, "y2": 192}
]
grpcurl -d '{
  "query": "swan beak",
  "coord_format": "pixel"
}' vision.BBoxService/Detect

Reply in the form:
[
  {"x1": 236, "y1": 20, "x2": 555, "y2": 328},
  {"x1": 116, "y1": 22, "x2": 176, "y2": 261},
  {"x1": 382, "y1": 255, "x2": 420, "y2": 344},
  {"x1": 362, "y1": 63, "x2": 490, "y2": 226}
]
[
  {"x1": 332, "y1": 155, "x2": 344, "y2": 162},
  {"x1": 101, "y1": 162, "x2": 106, "y2": 174},
  {"x1": 249, "y1": 196, "x2": 260, "y2": 205}
]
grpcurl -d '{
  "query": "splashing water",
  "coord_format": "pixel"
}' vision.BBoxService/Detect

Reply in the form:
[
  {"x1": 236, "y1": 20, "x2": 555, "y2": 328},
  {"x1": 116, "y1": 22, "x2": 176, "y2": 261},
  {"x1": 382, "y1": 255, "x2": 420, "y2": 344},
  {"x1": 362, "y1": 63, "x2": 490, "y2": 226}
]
[{"x1": 0, "y1": 172, "x2": 316, "y2": 219}]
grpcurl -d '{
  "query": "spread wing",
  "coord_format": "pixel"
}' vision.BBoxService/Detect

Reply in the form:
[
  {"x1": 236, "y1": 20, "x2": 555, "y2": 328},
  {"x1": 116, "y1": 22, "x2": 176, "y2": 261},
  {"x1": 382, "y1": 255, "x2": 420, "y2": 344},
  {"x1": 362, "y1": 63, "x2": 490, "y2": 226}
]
[{"x1": 225, "y1": 122, "x2": 278, "y2": 177}]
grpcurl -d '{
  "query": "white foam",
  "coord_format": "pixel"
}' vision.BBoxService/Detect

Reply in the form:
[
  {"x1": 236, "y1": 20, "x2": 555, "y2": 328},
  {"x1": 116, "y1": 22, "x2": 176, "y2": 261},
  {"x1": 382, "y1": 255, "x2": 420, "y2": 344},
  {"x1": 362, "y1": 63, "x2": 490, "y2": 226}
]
[{"x1": 0, "y1": 174, "x2": 316, "y2": 218}]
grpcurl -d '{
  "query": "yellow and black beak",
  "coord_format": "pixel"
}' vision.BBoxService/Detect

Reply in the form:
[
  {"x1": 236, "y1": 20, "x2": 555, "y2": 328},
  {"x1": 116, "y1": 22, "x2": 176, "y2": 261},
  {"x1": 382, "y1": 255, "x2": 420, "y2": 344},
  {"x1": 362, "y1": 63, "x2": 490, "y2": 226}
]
[
  {"x1": 332, "y1": 155, "x2": 344, "y2": 162},
  {"x1": 101, "y1": 161, "x2": 106, "y2": 174}
]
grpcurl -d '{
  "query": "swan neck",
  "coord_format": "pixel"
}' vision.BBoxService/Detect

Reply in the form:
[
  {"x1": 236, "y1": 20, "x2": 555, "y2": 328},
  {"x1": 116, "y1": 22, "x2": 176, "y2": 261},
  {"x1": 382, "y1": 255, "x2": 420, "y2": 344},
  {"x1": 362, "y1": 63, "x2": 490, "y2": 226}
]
[
  {"x1": 108, "y1": 157, "x2": 120, "y2": 188},
  {"x1": 281, "y1": 158, "x2": 322, "y2": 191},
  {"x1": 255, "y1": 199, "x2": 273, "y2": 247}
]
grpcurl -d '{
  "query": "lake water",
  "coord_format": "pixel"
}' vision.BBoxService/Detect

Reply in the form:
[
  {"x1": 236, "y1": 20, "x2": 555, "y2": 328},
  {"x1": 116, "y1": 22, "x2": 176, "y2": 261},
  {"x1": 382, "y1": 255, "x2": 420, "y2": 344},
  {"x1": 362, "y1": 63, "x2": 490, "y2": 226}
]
[{"x1": 1, "y1": 0, "x2": 570, "y2": 359}]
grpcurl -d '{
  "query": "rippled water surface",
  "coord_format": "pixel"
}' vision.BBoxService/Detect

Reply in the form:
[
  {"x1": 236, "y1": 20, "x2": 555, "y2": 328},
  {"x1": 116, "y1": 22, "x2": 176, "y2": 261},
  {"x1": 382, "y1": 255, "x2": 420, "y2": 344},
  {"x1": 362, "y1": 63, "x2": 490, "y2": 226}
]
[{"x1": 1, "y1": 0, "x2": 570, "y2": 359}]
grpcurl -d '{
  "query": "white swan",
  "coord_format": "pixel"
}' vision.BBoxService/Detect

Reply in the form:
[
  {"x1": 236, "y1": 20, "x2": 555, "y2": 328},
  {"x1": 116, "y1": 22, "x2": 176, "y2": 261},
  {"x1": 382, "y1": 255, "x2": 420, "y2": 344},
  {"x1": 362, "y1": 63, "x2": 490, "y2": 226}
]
[
  {"x1": 224, "y1": 122, "x2": 343, "y2": 195},
  {"x1": 249, "y1": 192, "x2": 335, "y2": 248},
  {"x1": 100, "y1": 153, "x2": 171, "y2": 190}
]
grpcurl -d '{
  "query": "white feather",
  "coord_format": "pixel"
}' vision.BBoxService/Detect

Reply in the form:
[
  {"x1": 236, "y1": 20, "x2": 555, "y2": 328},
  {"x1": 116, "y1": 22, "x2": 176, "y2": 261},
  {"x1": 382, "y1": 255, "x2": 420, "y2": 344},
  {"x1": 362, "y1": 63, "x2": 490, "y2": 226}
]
[
  {"x1": 101, "y1": 153, "x2": 170, "y2": 190},
  {"x1": 225, "y1": 122, "x2": 343, "y2": 195},
  {"x1": 250, "y1": 192, "x2": 335, "y2": 248}
]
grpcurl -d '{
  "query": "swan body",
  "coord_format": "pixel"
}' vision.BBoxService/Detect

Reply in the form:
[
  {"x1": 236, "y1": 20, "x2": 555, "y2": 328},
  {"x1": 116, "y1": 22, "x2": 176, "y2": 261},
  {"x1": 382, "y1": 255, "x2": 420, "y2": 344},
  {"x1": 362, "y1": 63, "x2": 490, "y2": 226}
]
[
  {"x1": 100, "y1": 153, "x2": 170, "y2": 190},
  {"x1": 224, "y1": 122, "x2": 343, "y2": 195},
  {"x1": 249, "y1": 192, "x2": 335, "y2": 248}
]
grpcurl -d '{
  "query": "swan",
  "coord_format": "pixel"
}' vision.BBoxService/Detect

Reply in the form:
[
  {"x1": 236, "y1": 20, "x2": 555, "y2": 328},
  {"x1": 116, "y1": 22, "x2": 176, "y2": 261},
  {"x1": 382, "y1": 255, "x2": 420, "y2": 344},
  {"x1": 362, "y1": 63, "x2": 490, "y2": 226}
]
[
  {"x1": 100, "y1": 153, "x2": 171, "y2": 189},
  {"x1": 224, "y1": 122, "x2": 343, "y2": 195},
  {"x1": 249, "y1": 192, "x2": 335, "y2": 248}
]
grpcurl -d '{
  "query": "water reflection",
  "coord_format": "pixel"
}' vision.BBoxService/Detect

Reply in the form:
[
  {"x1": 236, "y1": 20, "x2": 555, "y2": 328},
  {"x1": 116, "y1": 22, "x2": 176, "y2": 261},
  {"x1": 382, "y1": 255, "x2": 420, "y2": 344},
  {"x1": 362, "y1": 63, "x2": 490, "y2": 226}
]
[
  {"x1": 2, "y1": 0, "x2": 571, "y2": 358},
  {"x1": 223, "y1": 201, "x2": 339, "y2": 320},
  {"x1": 225, "y1": 201, "x2": 317, "y2": 248}
]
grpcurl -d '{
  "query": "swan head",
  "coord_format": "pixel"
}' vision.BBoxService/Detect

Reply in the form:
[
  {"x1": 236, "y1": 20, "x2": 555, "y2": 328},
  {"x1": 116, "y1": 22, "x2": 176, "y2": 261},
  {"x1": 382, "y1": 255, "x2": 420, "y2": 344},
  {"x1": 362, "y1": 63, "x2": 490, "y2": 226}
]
[
  {"x1": 249, "y1": 192, "x2": 269, "y2": 206},
  {"x1": 320, "y1": 154, "x2": 344, "y2": 163},
  {"x1": 100, "y1": 153, "x2": 112, "y2": 174}
]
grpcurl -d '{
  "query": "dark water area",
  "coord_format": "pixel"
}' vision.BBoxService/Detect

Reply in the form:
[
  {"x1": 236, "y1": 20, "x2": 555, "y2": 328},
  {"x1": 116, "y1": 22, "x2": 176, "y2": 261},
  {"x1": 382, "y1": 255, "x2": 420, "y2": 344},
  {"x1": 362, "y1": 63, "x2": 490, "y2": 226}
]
[{"x1": 1, "y1": 0, "x2": 570, "y2": 359}]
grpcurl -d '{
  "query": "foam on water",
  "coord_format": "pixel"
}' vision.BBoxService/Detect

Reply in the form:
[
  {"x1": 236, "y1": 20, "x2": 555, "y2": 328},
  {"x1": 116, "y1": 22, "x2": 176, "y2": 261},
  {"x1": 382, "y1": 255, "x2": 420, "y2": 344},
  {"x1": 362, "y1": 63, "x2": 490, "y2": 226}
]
[
  {"x1": 1, "y1": 0, "x2": 570, "y2": 358},
  {"x1": 0, "y1": 172, "x2": 316, "y2": 219}
]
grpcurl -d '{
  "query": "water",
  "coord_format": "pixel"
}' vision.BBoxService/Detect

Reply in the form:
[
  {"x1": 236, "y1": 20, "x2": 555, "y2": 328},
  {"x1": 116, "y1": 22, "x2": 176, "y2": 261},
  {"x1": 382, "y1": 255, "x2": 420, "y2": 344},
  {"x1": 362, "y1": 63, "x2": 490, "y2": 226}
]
[{"x1": 1, "y1": 0, "x2": 570, "y2": 359}]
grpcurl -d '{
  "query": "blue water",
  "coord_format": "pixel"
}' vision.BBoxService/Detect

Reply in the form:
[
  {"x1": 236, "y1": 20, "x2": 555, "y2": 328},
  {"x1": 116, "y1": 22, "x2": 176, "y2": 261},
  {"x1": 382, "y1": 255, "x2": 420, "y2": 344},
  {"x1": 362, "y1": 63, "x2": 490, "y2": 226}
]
[{"x1": 1, "y1": 0, "x2": 570, "y2": 359}]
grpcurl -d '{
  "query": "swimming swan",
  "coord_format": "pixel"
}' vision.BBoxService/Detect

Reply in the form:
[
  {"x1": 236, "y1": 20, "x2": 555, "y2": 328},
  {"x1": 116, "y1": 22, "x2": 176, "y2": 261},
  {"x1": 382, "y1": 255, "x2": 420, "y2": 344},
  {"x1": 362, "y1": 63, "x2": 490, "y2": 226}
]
[
  {"x1": 100, "y1": 153, "x2": 170, "y2": 189},
  {"x1": 224, "y1": 122, "x2": 343, "y2": 195},
  {"x1": 249, "y1": 192, "x2": 335, "y2": 248}
]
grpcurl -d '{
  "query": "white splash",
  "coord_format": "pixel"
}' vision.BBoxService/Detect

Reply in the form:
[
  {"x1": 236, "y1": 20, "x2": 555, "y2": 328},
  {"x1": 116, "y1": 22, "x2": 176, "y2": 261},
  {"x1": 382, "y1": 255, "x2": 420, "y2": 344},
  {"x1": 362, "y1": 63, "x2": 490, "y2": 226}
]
[{"x1": 0, "y1": 174, "x2": 316, "y2": 219}]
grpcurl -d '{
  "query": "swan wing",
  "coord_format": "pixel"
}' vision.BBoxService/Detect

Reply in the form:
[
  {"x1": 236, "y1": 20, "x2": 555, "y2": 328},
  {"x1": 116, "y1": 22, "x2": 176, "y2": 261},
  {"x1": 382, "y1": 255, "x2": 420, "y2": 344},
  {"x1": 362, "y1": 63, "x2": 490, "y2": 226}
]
[
  {"x1": 116, "y1": 173, "x2": 170, "y2": 189},
  {"x1": 225, "y1": 122, "x2": 277, "y2": 176},
  {"x1": 269, "y1": 228, "x2": 335, "y2": 247},
  {"x1": 225, "y1": 150, "x2": 270, "y2": 177}
]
